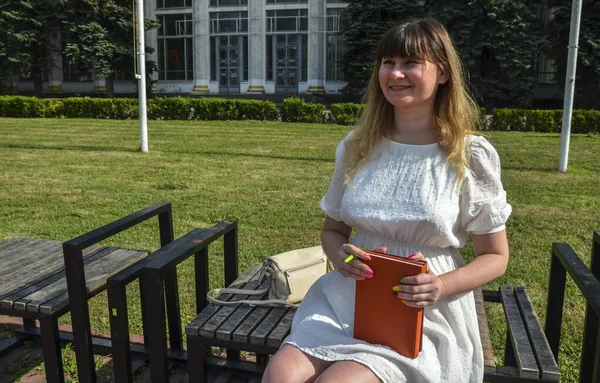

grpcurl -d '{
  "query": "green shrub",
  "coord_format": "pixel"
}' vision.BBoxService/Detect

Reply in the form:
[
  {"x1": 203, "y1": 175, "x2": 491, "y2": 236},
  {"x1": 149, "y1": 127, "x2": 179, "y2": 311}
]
[
  {"x1": 281, "y1": 97, "x2": 325, "y2": 123},
  {"x1": 0, "y1": 96, "x2": 54, "y2": 117},
  {"x1": 330, "y1": 103, "x2": 363, "y2": 126}
]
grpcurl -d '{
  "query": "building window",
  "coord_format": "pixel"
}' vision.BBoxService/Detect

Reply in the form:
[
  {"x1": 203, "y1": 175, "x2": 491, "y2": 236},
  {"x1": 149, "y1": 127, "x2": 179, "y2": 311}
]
[
  {"x1": 210, "y1": 11, "x2": 248, "y2": 34},
  {"x1": 113, "y1": 56, "x2": 135, "y2": 81},
  {"x1": 266, "y1": 0, "x2": 307, "y2": 3},
  {"x1": 536, "y1": 53, "x2": 557, "y2": 85},
  {"x1": 326, "y1": 8, "x2": 346, "y2": 81},
  {"x1": 210, "y1": 0, "x2": 247, "y2": 6},
  {"x1": 157, "y1": 0, "x2": 191, "y2": 9},
  {"x1": 266, "y1": 9, "x2": 308, "y2": 33},
  {"x1": 210, "y1": 11, "x2": 248, "y2": 93},
  {"x1": 157, "y1": 13, "x2": 194, "y2": 80},
  {"x1": 62, "y1": 56, "x2": 92, "y2": 82}
]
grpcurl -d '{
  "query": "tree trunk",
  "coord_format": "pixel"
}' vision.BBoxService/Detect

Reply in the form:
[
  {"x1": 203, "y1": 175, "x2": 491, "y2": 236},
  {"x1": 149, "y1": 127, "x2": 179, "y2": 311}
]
[
  {"x1": 106, "y1": 74, "x2": 115, "y2": 98},
  {"x1": 32, "y1": 64, "x2": 43, "y2": 98}
]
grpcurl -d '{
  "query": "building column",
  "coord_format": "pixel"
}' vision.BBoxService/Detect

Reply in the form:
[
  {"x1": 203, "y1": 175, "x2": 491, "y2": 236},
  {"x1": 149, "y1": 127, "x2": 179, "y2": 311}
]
[
  {"x1": 247, "y1": 1, "x2": 265, "y2": 93},
  {"x1": 46, "y1": 32, "x2": 63, "y2": 94},
  {"x1": 191, "y1": 0, "x2": 210, "y2": 94},
  {"x1": 307, "y1": 0, "x2": 326, "y2": 95},
  {"x1": 92, "y1": 75, "x2": 106, "y2": 94},
  {"x1": 144, "y1": 0, "x2": 158, "y2": 94}
]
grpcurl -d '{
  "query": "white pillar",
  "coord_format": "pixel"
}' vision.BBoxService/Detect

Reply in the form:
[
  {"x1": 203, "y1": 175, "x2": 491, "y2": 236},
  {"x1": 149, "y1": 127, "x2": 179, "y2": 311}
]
[
  {"x1": 47, "y1": 33, "x2": 63, "y2": 94},
  {"x1": 144, "y1": 0, "x2": 158, "y2": 95},
  {"x1": 92, "y1": 75, "x2": 106, "y2": 94},
  {"x1": 247, "y1": 1, "x2": 265, "y2": 93},
  {"x1": 307, "y1": 0, "x2": 326, "y2": 95},
  {"x1": 558, "y1": 0, "x2": 583, "y2": 173},
  {"x1": 191, "y1": 0, "x2": 210, "y2": 94}
]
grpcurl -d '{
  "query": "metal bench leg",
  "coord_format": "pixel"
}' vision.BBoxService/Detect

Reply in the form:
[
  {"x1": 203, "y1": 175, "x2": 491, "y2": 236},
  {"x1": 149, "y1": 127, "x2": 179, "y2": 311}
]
[
  {"x1": 39, "y1": 315, "x2": 65, "y2": 383},
  {"x1": 108, "y1": 280, "x2": 133, "y2": 383},
  {"x1": 187, "y1": 336, "x2": 208, "y2": 383},
  {"x1": 143, "y1": 269, "x2": 169, "y2": 383}
]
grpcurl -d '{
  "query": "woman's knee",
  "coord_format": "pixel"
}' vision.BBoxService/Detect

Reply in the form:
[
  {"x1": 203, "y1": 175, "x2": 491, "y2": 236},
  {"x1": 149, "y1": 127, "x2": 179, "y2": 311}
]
[{"x1": 262, "y1": 345, "x2": 330, "y2": 383}]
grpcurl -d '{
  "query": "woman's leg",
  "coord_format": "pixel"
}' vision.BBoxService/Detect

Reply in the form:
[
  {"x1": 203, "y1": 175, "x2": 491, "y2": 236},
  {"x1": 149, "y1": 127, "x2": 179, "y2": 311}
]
[
  {"x1": 315, "y1": 361, "x2": 381, "y2": 383},
  {"x1": 262, "y1": 344, "x2": 333, "y2": 383}
]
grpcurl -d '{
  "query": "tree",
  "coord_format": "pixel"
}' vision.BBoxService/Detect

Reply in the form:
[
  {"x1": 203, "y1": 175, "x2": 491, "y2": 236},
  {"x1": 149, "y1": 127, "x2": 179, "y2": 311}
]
[
  {"x1": 427, "y1": 0, "x2": 548, "y2": 108},
  {"x1": 0, "y1": 0, "x2": 65, "y2": 96},
  {"x1": 64, "y1": 0, "x2": 159, "y2": 97},
  {"x1": 340, "y1": 0, "x2": 423, "y2": 98},
  {"x1": 548, "y1": 0, "x2": 600, "y2": 109},
  {"x1": 340, "y1": 0, "x2": 547, "y2": 108}
]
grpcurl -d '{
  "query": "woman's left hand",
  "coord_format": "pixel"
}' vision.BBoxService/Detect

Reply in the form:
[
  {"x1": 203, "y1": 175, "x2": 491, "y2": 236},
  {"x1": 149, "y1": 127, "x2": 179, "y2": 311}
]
[{"x1": 392, "y1": 252, "x2": 447, "y2": 308}]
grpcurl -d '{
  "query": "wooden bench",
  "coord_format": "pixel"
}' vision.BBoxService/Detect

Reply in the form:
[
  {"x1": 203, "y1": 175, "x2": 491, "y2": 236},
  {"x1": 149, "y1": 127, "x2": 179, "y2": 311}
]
[
  {"x1": 0, "y1": 202, "x2": 173, "y2": 383},
  {"x1": 186, "y1": 264, "x2": 560, "y2": 383}
]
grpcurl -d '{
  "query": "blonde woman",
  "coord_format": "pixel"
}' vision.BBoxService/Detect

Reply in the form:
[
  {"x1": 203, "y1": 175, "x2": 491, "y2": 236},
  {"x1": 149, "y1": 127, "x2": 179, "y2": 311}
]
[{"x1": 263, "y1": 18, "x2": 511, "y2": 383}]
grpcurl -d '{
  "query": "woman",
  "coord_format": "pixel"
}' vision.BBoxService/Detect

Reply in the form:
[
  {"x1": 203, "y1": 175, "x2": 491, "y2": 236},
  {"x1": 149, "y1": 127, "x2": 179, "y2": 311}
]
[{"x1": 263, "y1": 18, "x2": 511, "y2": 383}]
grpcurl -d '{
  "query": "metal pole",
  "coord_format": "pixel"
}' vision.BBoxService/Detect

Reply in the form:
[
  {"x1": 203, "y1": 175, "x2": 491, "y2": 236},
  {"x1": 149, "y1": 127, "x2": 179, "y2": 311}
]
[
  {"x1": 558, "y1": 0, "x2": 583, "y2": 172},
  {"x1": 136, "y1": 0, "x2": 148, "y2": 153}
]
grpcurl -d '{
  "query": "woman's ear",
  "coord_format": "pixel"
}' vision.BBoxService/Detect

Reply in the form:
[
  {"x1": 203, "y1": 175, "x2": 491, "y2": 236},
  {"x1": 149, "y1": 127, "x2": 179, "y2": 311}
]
[{"x1": 438, "y1": 70, "x2": 449, "y2": 85}]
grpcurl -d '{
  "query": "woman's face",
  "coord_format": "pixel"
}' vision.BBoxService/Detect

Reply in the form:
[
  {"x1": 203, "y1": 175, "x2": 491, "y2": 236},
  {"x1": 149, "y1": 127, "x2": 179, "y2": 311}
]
[{"x1": 378, "y1": 56, "x2": 447, "y2": 112}]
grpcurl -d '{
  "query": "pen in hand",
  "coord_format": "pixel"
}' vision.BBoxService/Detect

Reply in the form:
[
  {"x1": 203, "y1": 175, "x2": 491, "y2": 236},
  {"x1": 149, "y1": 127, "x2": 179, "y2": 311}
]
[{"x1": 344, "y1": 245, "x2": 366, "y2": 263}]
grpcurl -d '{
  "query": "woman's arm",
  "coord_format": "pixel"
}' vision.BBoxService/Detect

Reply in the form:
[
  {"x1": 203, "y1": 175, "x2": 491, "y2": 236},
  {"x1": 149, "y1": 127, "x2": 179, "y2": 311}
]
[
  {"x1": 321, "y1": 216, "x2": 375, "y2": 280},
  {"x1": 394, "y1": 230, "x2": 509, "y2": 307}
]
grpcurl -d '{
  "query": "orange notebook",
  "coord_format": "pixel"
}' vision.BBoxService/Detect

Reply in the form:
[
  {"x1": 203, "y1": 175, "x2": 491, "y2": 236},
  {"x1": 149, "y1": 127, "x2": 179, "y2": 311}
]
[{"x1": 353, "y1": 250, "x2": 428, "y2": 359}]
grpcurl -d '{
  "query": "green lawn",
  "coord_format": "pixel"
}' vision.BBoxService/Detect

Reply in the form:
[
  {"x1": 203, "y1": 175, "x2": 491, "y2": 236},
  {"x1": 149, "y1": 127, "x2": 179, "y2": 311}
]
[{"x1": 0, "y1": 118, "x2": 598, "y2": 382}]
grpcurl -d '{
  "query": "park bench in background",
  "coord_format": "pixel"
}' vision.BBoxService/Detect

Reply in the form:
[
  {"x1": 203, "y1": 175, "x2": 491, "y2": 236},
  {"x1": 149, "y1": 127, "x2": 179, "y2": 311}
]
[{"x1": 0, "y1": 202, "x2": 173, "y2": 383}]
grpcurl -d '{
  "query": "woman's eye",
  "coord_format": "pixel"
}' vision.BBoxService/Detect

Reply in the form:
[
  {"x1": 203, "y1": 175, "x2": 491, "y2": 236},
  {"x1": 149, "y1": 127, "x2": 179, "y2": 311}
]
[{"x1": 383, "y1": 59, "x2": 395, "y2": 65}]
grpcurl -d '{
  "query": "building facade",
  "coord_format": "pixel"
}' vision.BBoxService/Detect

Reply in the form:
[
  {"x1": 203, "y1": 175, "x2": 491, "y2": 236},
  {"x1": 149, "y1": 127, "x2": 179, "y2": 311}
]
[{"x1": 17, "y1": 0, "x2": 349, "y2": 97}]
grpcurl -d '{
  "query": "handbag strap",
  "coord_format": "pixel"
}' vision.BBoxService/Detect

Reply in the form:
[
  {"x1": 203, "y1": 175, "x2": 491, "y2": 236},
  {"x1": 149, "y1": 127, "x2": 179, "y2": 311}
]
[{"x1": 206, "y1": 287, "x2": 299, "y2": 308}]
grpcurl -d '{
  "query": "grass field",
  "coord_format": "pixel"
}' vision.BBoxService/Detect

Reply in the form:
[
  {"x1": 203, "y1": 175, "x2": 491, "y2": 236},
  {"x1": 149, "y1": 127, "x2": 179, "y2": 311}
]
[{"x1": 0, "y1": 118, "x2": 598, "y2": 382}]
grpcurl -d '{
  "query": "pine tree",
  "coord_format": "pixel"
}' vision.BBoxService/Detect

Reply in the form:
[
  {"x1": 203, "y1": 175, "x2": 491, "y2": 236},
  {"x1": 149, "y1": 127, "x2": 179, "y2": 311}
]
[
  {"x1": 549, "y1": 0, "x2": 600, "y2": 109},
  {"x1": 340, "y1": 0, "x2": 423, "y2": 98}
]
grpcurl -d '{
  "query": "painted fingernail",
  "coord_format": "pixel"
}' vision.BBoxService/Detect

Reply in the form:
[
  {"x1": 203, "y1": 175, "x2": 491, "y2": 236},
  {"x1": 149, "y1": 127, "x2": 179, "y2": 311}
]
[
  {"x1": 366, "y1": 268, "x2": 373, "y2": 274},
  {"x1": 365, "y1": 274, "x2": 373, "y2": 279},
  {"x1": 392, "y1": 286, "x2": 400, "y2": 292},
  {"x1": 401, "y1": 299, "x2": 407, "y2": 304},
  {"x1": 408, "y1": 254, "x2": 416, "y2": 259},
  {"x1": 399, "y1": 278, "x2": 405, "y2": 284},
  {"x1": 364, "y1": 255, "x2": 371, "y2": 261},
  {"x1": 358, "y1": 277, "x2": 366, "y2": 281}
]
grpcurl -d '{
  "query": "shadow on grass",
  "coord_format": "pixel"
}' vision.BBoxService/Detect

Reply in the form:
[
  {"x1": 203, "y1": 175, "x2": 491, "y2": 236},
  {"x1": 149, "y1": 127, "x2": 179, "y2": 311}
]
[{"x1": 0, "y1": 143, "x2": 336, "y2": 163}]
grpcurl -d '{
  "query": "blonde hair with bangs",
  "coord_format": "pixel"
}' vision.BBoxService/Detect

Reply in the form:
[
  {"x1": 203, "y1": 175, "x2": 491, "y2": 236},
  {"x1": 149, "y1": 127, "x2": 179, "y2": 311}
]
[{"x1": 344, "y1": 18, "x2": 480, "y2": 183}]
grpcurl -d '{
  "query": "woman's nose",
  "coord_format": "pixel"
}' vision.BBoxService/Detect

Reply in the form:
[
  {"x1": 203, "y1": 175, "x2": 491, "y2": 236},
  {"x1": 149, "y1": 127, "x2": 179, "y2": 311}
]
[{"x1": 391, "y1": 65, "x2": 406, "y2": 78}]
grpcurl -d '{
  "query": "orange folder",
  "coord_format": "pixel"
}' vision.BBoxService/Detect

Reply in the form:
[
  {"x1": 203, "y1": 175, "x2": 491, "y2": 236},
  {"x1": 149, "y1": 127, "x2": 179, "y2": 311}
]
[{"x1": 353, "y1": 250, "x2": 428, "y2": 359}]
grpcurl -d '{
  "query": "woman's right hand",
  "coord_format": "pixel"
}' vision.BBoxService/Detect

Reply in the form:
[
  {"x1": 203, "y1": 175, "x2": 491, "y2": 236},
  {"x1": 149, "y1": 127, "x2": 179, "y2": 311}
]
[{"x1": 335, "y1": 244, "x2": 388, "y2": 280}]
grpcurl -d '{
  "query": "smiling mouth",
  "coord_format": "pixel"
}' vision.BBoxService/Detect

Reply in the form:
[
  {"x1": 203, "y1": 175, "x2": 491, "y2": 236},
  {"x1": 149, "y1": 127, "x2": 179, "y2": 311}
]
[{"x1": 390, "y1": 85, "x2": 412, "y2": 90}]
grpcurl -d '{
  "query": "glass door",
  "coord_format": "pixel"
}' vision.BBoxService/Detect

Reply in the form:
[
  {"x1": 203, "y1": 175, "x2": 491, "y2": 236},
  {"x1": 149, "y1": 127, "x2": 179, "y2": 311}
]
[
  {"x1": 275, "y1": 34, "x2": 301, "y2": 92},
  {"x1": 217, "y1": 36, "x2": 242, "y2": 93}
]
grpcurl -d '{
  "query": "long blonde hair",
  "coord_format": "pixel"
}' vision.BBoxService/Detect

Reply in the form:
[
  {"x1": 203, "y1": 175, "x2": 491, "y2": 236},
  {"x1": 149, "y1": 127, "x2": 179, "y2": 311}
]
[{"x1": 344, "y1": 18, "x2": 480, "y2": 183}]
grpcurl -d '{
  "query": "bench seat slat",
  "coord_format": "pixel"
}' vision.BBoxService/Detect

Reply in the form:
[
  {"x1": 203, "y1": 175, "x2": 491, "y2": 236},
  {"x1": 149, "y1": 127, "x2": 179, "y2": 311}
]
[
  {"x1": 500, "y1": 285, "x2": 539, "y2": 379},
  {"x1": 250, "y1": 307, "x2": 288, "y2": 346},
  {"x1": 216, "y1": 279, "x2": 270, "y2": 341},
  {"x1": 267, "y1": 309, "x2": 295, "y2": 348},
  {"x1": 199, "y1": 268, "x2": 264, "y2": 339},
  {"x1": 233, "y1": 306, "x2": 272, "y2": 344},
  {"x1": 475, "y1": 288, "x2": 495, "y2": 370},
  {"x1": 38, "y1": 248, "x2": 148, "y2": 314},
  {"x1": 2, "y1": 246, "x2": 115, "y2": 310},
  {"x1": 186, "y1": 263, "x2": 263, "y2": 336},
  {"x1": 514, "y1": 287, "x2": 560, "y2": 382}
]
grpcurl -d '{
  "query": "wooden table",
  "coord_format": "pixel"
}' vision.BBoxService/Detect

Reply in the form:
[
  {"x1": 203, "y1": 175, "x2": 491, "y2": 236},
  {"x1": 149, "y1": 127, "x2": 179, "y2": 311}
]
[{"x1": 0, "y1": 236, "x2": 146, "y2": 383}]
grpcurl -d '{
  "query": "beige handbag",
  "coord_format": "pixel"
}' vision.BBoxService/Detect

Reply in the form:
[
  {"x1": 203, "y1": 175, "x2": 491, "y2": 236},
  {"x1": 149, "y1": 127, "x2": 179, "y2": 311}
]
[{"x1": 207, "y1": 246, "x2": 334, "y2": 307}]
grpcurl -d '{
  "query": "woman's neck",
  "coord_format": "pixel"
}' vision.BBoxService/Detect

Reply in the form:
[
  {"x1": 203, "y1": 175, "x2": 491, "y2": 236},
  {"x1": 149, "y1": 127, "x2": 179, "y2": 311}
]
[{"x1": 391, "y1": 108, "x2": 437, "y2": 145}]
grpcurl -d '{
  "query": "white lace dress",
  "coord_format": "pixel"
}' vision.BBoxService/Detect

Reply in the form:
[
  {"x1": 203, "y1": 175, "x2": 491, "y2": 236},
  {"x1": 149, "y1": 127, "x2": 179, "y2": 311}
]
[{"x1": 282, "y1": 134, "x2": 512, "y2": 383}]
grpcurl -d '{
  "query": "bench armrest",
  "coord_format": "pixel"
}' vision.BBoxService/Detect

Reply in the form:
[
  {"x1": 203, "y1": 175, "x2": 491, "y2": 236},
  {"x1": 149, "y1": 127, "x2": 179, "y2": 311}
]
[{"x1": 64, "y1": 202, "x2": 173, "y2": 251}]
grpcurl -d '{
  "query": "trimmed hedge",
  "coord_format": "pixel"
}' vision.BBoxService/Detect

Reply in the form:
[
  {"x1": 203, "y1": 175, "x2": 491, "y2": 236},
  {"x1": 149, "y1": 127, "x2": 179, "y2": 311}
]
[
  {"x1": 0, "y1": 96, "x2": 598, "y2": 134},
  {"x1": 280, "y1": 97, "x2": 326, "y2": 123},
  {"x1": 331, "y1": 102, "x2": 363, "y2": 126}
]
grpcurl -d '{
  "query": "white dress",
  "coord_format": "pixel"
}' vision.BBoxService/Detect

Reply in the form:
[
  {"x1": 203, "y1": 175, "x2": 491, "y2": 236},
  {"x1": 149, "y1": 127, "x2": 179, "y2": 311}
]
[{"x1": 282, "y1": 134, "x2": 512, "y2": 383}]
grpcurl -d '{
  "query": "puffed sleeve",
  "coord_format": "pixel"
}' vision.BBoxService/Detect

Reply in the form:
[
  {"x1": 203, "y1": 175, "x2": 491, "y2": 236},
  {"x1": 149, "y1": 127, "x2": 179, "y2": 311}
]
[
  {"x1": 460, "y1": 136, "x2": 512, "y2": 235},
  {"x1": 319, "y1": 134, "x2": 351, "y2": 221}
]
